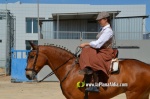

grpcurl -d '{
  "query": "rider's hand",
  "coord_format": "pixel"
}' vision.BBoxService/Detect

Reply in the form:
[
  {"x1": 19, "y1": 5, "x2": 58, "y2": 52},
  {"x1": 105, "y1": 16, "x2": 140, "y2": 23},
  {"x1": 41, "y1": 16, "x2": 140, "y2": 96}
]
[
  {"x1": 79, "y1": 43, "x2": 90, "y2": 48},
  {"x1": 79, "y1": 43, "x2": 85, "y2": 48}
]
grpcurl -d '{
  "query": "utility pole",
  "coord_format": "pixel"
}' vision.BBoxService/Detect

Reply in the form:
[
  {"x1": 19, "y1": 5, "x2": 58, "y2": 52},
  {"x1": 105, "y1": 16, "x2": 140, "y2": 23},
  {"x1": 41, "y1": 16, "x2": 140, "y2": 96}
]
[
  {"x1": 37, "y1": 0, "x2": 40, "y2": 40},
  {"x1": 6, "y1": 0, "x2": 7, "y2": 10}
]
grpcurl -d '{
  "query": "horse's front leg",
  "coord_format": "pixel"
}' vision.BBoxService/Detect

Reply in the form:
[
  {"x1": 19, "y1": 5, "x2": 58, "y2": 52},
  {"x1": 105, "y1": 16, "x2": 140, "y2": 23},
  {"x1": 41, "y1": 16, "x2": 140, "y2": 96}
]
[{"x1": 61, "y1": 83, "x2": 85, "y2": 99}]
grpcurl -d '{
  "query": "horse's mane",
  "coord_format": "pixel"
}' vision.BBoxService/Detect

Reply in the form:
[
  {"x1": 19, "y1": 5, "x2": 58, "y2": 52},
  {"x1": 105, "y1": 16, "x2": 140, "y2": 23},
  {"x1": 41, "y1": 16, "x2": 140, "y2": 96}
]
[{"x1": 39, "y1": 44, "x2": 75, "y2": 56}]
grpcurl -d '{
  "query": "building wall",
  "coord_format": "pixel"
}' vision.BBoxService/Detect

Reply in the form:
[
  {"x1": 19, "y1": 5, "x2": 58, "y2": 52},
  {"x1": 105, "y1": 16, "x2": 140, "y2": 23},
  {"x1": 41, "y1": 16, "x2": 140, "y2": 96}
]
[
  {"x1": 0, "y1": 17, "x2": 7, "y2": 67},
  {"x1": 0, "y1": 2, "x2": 147, "y2": 50},
  {"x1": 114, "y1": 17, "x2": 144, "y2": 40}
]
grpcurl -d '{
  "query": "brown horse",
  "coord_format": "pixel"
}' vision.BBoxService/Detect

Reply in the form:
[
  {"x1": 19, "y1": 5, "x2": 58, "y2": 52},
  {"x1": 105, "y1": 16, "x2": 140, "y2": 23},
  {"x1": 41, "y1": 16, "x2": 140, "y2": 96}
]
[{"x1": 25, "y1": 42, "x2": 150, "y2": 99}]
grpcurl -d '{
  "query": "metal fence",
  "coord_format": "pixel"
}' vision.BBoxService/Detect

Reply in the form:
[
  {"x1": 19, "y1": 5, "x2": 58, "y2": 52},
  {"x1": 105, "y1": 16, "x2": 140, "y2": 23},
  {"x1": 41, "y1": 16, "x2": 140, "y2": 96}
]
[
  {"x1": 11, "y1": 49, "x2": 30, "y2": 82},
  {"x1": 41, "y1": 30, "x2": 148, "y2": 40},
  {"x1": 42, "y1": 31, "x2": 98, "y2": 39},
  {"x1": 0, "y1": 9, "x2": 15, "y2": 75}
]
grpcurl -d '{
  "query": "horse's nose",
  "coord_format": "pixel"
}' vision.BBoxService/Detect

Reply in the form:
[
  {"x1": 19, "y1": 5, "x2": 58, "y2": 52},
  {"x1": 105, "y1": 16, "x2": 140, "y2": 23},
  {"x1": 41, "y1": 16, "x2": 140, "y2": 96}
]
[{"x1": 26, "y1": 71, "x2": 33, "y2": 80}]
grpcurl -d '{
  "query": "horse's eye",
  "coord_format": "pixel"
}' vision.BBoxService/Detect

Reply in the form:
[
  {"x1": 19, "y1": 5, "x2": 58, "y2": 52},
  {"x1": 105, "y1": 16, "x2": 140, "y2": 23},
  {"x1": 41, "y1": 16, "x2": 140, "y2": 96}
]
[{"x1": 29, "y1": 56, "x2": 34, "y2": 59}]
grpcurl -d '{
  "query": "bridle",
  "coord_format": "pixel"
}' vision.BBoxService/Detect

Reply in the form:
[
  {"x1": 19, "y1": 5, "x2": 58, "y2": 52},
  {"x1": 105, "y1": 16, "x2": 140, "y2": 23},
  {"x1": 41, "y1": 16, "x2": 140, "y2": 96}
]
[{"x1": 25, "y1": 47, "x2": 39, "y2": 73}]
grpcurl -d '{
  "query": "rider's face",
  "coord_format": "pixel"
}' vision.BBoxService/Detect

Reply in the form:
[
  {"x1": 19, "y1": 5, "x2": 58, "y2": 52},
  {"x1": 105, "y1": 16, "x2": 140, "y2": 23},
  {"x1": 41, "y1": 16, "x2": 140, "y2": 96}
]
[{"x1": 98, "y1": 18, "x2": 108, "y2": 27}]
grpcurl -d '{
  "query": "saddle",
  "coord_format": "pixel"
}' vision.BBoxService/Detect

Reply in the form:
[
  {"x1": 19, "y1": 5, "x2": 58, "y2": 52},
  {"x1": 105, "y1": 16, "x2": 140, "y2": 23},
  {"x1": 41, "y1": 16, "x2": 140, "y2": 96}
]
[
  {"x1": 110, "y1": 48, "x2": 119, "y2": 73},
  {"x1": 113, "y1": 48, "x2": 119, "y2": 58}
]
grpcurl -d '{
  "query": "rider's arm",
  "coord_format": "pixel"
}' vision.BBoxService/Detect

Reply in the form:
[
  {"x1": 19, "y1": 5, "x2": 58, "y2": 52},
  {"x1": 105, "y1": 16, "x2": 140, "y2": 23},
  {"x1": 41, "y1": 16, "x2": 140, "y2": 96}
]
[{"x1": 89, "y1": 28, "x2": 113, "y2": 49}]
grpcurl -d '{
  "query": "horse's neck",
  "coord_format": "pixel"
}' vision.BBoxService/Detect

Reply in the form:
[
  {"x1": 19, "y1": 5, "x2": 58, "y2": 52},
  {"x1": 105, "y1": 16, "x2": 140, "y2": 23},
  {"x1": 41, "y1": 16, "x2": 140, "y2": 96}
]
[{"x1": 45, "y1": 46, "x2": 75, "y2": 81}]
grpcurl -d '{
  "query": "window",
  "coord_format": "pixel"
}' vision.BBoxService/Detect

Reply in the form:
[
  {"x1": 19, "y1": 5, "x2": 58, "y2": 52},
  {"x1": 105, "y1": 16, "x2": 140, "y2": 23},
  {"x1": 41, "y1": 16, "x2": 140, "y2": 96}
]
[
  {"x1": 25, "y1": 40, "x2": 38, "y2": 50},
  {"x1": 0, "y1": 40, "x2": 2, "y2": 43},
  {"x1": 26, "y1": 18, "x2": 38, "y2": 33}
]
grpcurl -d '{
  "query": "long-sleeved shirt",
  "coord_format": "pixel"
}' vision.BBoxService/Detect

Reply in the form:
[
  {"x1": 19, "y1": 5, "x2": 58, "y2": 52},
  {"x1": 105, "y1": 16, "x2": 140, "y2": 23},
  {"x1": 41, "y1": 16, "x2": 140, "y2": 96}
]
[{"x1": 89, "y1": 24, "x2": 113, "y2": 49}]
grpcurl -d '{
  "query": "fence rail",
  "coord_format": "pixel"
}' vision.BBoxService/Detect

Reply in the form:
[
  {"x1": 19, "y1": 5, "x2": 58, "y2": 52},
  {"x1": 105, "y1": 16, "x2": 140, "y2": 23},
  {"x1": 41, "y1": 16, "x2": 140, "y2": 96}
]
[
  {"x1": 41, "y1": 31, "x2": 149, "y2": 40},
  {"x1": 11, "y1": 49, "x2": 31, "y2": 59}
]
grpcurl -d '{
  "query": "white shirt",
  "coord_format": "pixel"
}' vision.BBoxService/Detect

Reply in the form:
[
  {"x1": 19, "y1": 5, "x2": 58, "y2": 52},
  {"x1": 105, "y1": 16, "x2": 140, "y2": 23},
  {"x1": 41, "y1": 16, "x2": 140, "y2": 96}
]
[{"x1": 89, "y1": 24, "x2": 113, "y2": 49}]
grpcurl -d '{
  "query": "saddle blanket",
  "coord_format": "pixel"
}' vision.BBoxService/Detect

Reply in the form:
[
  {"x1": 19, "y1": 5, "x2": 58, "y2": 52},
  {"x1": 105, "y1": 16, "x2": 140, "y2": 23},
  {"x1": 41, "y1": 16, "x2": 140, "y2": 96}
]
[{"x1": 110, "y1": 58, "x2": 119, "y2": 73}]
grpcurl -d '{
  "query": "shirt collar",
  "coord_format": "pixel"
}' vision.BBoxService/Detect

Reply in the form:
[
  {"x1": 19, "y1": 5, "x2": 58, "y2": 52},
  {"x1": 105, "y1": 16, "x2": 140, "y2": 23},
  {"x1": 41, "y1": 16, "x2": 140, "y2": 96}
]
[{"x1": 102, "y1": 24, "x2": 110, "y2": 30}]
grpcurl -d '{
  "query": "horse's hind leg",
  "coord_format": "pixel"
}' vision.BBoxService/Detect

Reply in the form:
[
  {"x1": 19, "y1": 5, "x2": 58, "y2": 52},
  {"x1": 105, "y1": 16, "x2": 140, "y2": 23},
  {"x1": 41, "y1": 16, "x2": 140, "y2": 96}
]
[
  {"x1": 142, "y1": 94, "x2": 149, "y2": 99},
  {"x1": 126, "y1": 91, "x2": 149, "y2": 99}
]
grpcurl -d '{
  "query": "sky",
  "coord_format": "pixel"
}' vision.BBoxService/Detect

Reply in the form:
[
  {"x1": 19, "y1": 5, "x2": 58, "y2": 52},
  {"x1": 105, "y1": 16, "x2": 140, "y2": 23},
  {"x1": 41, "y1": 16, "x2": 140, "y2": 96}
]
[{"x1": 0, "y1": 0, "x2": 150, "y2": 32}]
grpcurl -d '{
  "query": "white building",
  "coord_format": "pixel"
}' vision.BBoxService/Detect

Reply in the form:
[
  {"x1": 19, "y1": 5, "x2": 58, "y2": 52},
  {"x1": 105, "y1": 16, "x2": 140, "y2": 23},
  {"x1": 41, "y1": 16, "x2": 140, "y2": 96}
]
[{"x1": 0, "y1": 2, "x2": 147, "y2": 49}]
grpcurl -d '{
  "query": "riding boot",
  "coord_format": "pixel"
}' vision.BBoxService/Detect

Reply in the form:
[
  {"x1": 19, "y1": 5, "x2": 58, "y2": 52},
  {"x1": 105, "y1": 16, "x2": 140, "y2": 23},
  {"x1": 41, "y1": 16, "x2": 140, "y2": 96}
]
[
  {"x1": 93, "y1": 72, "x2": 100, "y2": 92},
  {"x1": 84, "y1": 74, "x2": 92, "y2": 84},
  {"x1": 85, "y1": 86, "x2": 99, "y2": 93},
  {"x1": 85, "y1": 72, "x2": 99, "y2": 93},
  {"x1": 79, "y1": 67, "x2": 93, "y2": 75}
]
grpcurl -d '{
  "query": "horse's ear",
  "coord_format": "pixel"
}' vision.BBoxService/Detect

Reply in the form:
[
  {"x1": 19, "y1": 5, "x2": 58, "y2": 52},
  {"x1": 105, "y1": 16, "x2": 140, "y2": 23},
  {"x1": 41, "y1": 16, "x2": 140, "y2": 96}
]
[{"x1": 28, "y1": 41, "x2": 37, "y2": 50}]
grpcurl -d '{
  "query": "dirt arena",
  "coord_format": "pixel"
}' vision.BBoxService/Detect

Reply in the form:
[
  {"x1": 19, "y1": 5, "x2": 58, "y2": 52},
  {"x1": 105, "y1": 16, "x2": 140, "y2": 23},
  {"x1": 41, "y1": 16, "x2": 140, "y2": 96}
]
[{"x1": 0, "y1": 75, "x2": 129, "y2": 99}]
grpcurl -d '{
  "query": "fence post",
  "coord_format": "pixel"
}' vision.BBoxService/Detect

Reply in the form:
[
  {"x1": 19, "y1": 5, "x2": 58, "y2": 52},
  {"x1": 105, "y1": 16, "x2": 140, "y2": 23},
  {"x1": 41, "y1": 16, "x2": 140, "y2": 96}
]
[{"x1": 80, "y1": 32, "x2": 82, "y2": 44}]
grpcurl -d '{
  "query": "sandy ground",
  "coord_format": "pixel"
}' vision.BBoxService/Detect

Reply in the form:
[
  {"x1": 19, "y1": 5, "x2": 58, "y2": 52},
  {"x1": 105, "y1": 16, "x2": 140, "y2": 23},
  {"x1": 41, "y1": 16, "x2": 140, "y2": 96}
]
[{"x1": 0, "y1": 75, "x2": 129, "y2": 99}]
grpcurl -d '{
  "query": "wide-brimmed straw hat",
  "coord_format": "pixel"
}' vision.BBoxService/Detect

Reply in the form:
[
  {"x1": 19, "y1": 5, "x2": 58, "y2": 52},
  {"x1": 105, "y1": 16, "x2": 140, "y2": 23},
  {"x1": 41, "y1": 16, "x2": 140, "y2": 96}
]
[{"x1": 96, "y1": 12, "x2": 110, "y2": 20}]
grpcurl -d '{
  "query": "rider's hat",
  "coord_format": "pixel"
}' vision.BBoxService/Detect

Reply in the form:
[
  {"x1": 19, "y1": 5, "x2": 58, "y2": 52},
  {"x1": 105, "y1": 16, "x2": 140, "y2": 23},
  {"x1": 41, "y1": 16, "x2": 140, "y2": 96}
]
[{"x1": 96, "y1": 12, "x2": 110, "y2": 20}]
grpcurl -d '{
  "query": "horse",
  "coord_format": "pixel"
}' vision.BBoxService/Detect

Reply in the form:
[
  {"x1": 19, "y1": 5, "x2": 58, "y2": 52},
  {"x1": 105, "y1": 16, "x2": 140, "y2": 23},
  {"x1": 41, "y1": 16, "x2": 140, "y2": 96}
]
[{"x1": 25, "y1": 42, "x2": 150, "y2": 99}]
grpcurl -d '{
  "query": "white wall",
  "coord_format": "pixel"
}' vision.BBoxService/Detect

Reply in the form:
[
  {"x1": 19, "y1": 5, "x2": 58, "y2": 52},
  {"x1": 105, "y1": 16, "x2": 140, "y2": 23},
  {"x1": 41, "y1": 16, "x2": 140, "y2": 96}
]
[{"x1": 0, "y1": 18, "x2": 7, "y2": 67}]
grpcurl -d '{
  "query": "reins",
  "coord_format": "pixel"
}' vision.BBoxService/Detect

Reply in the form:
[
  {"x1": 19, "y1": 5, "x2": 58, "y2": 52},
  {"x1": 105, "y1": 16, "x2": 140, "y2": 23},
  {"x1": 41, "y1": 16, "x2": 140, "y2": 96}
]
[
  {"x1": 38, "y1": 57, "x2": 74, "y2": 82},
  {"x1": 38, "y1": 46, "x2": 81, "y2": 82}
]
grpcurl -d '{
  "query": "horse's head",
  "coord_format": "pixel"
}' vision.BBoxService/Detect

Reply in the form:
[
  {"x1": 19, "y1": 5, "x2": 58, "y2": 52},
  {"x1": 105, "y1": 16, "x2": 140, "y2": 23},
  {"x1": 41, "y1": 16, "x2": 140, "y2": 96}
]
[{"x1": 25, "y1": 41, "x2": 48, "y2": 80}]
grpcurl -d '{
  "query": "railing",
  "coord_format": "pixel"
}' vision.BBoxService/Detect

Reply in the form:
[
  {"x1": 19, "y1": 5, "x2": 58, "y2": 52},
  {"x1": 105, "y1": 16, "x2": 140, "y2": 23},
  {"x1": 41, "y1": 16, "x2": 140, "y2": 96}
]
[
  {"x1": 41, "y1": 31, "x2": 98, "y2": 39},
  {"x1": 11, "y1": 49, "x2": 30, "y2": 59},
  {"x1": 41, "y1": 31, "x2": 149, "y2": 40}
]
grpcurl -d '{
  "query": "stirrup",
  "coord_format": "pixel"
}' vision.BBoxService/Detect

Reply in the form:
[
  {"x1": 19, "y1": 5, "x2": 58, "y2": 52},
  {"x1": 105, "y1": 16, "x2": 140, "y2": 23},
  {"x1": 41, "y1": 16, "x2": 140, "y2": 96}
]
[{"x1": 85, "y1": 86, "x2": 99, "y2": 93}]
